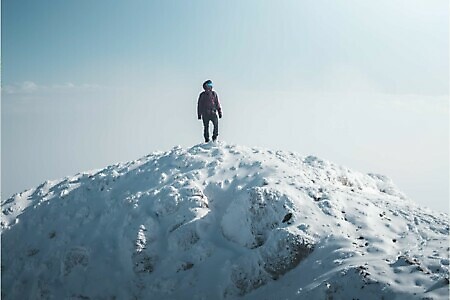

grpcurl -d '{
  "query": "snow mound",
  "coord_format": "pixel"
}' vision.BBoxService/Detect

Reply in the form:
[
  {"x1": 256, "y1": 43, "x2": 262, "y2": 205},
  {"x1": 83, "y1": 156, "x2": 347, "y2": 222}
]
[{"x1": 2, "y1": 142, "x2": 449, "y2": 299}]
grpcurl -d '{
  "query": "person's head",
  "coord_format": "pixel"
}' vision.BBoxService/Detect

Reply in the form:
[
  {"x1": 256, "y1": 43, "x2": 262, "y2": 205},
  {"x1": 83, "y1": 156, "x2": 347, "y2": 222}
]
[{"x1": 203, "y1": 80, "x2": 213, "y2": 91}]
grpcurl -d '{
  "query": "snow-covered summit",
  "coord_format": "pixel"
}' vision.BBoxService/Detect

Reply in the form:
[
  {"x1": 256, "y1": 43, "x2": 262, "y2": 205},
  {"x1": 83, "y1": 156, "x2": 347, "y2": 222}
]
[{"x1": 2, "y1": 142, "x2": 449, "y2": 299}]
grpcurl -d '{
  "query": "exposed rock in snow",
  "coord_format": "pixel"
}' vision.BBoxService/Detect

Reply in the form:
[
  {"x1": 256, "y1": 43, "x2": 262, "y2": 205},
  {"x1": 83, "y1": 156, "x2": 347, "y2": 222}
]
[{"x1": 1, "y1": 142, "x2": 449, "y2": 299}]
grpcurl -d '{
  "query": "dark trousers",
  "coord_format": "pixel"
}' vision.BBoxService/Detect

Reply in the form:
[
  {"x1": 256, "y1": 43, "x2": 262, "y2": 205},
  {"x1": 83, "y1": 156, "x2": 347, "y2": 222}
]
[{"x1": 202, "y1": 113, "x2": 219, "y2": 141}]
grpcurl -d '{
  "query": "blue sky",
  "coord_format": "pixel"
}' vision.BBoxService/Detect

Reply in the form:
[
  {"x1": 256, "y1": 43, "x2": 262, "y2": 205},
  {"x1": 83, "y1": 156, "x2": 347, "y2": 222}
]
[
  {"x1": 2, "y1": 0, "x2": 449, "y2": 212},
  {"x1": 4, "y1": 0, "x2": 448, "y2": 93}
]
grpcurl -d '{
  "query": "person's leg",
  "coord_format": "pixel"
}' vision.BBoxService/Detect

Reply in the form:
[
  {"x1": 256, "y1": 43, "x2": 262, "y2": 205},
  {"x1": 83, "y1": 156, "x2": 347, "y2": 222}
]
[
  {"x1": 212, "y1": 113, "x2": 219, "y2": 141},
  {"x1": 203, "y1": 115, "x2": 210, "y2": 142}
]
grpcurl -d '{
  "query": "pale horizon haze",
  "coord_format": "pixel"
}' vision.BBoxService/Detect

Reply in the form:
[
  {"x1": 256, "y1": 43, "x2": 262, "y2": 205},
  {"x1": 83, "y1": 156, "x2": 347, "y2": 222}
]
[{"x1": 2, "y1": 1, "x2": 449, "y2": 213}]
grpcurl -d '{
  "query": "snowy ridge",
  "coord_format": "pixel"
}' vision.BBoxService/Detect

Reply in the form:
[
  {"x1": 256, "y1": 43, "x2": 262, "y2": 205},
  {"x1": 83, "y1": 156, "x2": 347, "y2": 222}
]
[{"x1": 1, "y1": 142, "x2": 449, "y2": 299}]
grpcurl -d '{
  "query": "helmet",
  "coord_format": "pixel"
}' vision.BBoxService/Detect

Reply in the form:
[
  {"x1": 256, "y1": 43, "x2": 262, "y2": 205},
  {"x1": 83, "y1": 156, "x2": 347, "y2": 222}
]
[{"x1": 203, "y1": 80, "x2": 213, "y2": 90}]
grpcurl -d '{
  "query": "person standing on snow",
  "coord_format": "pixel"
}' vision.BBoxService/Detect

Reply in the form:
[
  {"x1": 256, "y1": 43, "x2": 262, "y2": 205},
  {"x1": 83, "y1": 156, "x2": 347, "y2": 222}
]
[{"x1": 197, "y1": 80, "x2": 222, "y2": 142}]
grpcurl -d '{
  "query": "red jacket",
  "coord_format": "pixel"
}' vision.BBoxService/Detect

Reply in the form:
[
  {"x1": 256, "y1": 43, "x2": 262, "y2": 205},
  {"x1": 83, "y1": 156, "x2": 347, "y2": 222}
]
[{"x1": 197, "y1": 90, "x2": 222, "y2": 118}]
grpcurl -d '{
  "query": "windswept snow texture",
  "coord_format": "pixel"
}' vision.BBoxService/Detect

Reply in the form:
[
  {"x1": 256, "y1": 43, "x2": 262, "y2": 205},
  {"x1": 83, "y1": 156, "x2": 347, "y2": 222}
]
[{"x1": 2, "y1": 143, "x2": 449, "y2": 299}]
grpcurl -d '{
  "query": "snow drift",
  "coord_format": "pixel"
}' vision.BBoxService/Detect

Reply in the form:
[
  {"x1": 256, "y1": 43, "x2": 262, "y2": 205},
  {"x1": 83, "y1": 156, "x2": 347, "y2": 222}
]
[{"x1": 1, "y1": 142, "x2": 449, "y2": 299}]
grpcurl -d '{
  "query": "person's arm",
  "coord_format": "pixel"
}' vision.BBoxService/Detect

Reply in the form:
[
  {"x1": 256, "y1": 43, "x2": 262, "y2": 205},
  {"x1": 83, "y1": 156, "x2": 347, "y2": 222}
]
[
  {"x1": 215, "y1": 92, "x2": 222, "y2": 118},
  {"x1": 197, "y1": 93, "x2": 203, "y2": 119}
]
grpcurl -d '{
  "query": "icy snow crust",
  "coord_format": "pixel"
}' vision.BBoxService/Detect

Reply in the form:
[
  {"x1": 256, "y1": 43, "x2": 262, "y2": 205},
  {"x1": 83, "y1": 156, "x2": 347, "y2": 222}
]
[{"x1": 1, "y1": 142, "x2": 449, "y2": 299}]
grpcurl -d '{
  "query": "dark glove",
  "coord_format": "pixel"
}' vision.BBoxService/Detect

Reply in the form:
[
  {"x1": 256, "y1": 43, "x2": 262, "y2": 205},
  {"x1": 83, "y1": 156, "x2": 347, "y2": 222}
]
[
  {"x1": 219, "y1": 113, "x2": 222, "y2": 119},
  {"x1": 198, "y1": 116, "x2": 201, "y2": 120}
]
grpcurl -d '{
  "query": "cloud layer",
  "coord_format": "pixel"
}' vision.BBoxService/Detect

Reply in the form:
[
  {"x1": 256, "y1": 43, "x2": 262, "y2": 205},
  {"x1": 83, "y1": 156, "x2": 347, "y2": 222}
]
[{"x1": 3, "y1": 81, "x2": 103, "y2": 95}]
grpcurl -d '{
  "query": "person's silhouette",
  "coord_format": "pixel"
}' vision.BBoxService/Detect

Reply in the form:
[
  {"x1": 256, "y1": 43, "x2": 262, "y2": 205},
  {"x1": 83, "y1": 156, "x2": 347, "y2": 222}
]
[{"x1": 197, "y1": 80, "x2": 222, "y2": 142}]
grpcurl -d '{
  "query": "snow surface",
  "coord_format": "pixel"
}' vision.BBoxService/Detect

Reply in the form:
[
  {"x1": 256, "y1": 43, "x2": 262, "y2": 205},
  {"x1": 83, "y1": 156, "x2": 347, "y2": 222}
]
[{"x1": 1, "y1": 142, "x2": 449, "y2": 299}]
